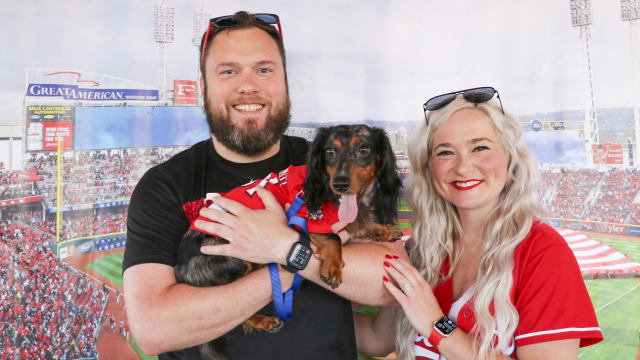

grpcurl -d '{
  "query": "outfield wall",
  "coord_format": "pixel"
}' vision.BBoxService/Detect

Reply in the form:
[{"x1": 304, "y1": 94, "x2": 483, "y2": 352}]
[{"x1": 550, "y1": 218, "x2": 640, "y2": 237}]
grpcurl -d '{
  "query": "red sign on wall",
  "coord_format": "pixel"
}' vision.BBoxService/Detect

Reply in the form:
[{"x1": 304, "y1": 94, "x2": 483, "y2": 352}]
[
  {"x1": 174, "y1": 80, "x2": 197, "y2": 104},
  {"x1": 592, "y1": 143, "x2": 623, "y2": 165},
  {"x1": 26, "y1": 106, "x2": 74, "y2": 152},
  {"x1": 0, "y1": 196, "x2": 42, "y2": 208}
]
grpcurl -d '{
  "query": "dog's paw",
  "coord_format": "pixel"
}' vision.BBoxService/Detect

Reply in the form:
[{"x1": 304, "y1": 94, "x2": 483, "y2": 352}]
[
  {"x1": 320, "y1": 261, "x2": 343, "y2": 289},
  {"x1": 265, "y1": 318, "x2": 284, "y2": 333},
  {"x1": 243, "y1": 315, "x2": 283, "y2": 334},
  {"x1": 320, "y1": 273, "x2": 342, "y2": 289},
  {"x1": 391, "y1": 229, "x2": 404, "y2": 242}
]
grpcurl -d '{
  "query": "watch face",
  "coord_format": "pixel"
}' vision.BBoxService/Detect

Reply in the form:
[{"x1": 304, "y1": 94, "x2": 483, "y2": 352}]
[
  {"x1": 435, "y1": 317, "x2": 457, "y2": 335},
  {"x1": 288, "y1": 243, "x2": 312, "y2": 270}
]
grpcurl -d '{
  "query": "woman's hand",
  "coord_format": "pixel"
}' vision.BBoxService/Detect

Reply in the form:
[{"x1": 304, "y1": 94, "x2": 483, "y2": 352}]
[{"x1": 382, "y1": 256, "x2": 445, "y2": 336}]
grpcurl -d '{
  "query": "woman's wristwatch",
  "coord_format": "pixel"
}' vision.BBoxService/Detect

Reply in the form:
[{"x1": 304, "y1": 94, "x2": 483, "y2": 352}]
[{"x1": 428, "y1": 316, "x2": 457, "y2": 348}]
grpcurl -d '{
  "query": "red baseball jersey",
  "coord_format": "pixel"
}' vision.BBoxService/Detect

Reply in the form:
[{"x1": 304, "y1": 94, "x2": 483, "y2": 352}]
[
  {"x1": 187, "y1": 165, "x2": 340, "y2": 236},
  {"x1": 414, "y1": 221, "x2": 602, "y2": 359}
]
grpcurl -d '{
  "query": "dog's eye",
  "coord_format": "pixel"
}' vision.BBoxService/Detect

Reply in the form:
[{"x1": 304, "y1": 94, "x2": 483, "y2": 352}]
[
  {"x1": 325, "y1": 147, "x2": 336, "y2": 159},
  {"x1": 357, "y1": 146, "x2": 371, "y2": 157}
]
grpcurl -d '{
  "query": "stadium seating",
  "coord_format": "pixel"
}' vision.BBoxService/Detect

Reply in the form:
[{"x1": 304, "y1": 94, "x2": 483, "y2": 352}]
[{"x1": 0, "y1": 222, "x2": 107, "y2": 358}]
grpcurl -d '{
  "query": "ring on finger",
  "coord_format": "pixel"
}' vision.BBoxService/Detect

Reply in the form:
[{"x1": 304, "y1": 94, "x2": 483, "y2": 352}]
[{"x1": 402, "y1": 283, "x2": 411, "y2": 292}]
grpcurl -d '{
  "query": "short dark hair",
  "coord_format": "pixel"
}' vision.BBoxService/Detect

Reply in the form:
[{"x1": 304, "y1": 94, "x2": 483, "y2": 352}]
[{"x1": 199, "y1": 11, "x2": 287, "y2": 81}]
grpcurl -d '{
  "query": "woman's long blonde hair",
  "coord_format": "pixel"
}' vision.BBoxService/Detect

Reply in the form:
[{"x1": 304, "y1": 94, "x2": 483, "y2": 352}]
[{"x1": 395, "y1": 96, "x2": 543, "y2": 359}]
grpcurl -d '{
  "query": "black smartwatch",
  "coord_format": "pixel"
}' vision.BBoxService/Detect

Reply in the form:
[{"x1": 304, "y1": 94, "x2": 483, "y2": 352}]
[{"x1": 282, "y1": 232, "x2": 313, "y2": 273}]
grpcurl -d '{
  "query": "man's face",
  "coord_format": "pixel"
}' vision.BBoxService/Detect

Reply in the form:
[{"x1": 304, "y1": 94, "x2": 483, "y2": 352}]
[{"x1": 202, "y1": 27, "x2": 290, "y2": 156}]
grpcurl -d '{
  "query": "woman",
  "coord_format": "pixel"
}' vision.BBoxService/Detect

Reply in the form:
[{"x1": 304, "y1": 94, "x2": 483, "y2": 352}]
[{"x1": 355, "y1": 88, "x2": 602, "y2": 360}]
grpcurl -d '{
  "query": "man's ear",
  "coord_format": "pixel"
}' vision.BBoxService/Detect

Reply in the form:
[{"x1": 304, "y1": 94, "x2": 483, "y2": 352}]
[{"x1": 199, "y1": 75, "x2": 205, "y2": 96}]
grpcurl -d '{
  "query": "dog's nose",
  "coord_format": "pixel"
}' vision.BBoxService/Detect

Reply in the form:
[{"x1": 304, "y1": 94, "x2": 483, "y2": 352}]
[{"x1": 332, "y1": 176, "x2": 350, "y2": 193}]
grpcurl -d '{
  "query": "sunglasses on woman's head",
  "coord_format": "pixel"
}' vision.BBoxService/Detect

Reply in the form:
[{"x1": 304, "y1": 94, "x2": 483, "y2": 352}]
[
  {"x1": 200, "y1": 13, "x2": 283, "y2": 65},
  {"x1": 423, "y1": 87, "x2": 505, "y2": 125}
]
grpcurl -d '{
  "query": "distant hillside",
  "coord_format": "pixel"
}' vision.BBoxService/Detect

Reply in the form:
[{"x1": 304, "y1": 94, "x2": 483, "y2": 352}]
[
  {"x1": 291, "y1": 107, "x2": 635, "y2": 144},
  {"x1": 291, "y1": 119, "x2": 421, "y2": 130}
]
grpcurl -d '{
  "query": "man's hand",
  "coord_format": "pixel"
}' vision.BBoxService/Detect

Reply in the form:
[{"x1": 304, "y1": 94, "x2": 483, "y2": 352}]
[{"x1": 198, "y1": 186, "x2": 298, "y2": 265}]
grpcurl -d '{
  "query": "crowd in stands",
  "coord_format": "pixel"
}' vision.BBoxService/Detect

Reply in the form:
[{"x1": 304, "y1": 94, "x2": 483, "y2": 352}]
[
  {"x1": 542, "y1": 167, "x2": 640, "y2": 224},
  {"x1": 25, "y1": 147, "x2": 186, "y2": 208},
  {"x1": 9, "y1": 210, "x2": 127, "y2": 241},
  {"x1": 1, "y1": 183, "x2": 39, "y2": 201},
  {"x1": 0, "y1": 171, "x2": 32, "y2": 186},
  {"x1": 0, "y1": 221, "x2": 108, "y2": 359},
  {"x1": 2, "y1": 145, "x2": 640, "y2": 358}
]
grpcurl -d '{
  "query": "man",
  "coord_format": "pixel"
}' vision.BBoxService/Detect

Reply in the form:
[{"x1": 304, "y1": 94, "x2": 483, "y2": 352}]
[{"x1": 123, "y1": 11, "x2": 405, "y2": 359}]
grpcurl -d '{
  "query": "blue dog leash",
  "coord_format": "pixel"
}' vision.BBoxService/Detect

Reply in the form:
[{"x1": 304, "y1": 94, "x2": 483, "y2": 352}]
[{"x1": 268, "y1": 194, "x2": 307, "y2": 321}]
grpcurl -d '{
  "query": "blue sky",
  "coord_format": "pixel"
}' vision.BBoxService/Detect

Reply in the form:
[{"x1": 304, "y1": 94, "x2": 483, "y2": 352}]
[{"x1": 1, "y1": 0, "x2": 636, "y2": 126}]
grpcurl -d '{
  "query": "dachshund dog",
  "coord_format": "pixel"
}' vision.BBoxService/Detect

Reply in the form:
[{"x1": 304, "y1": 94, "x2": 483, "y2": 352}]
[
  {"x1": 174, "y1": 124, "x2": 403, "y2": 360},
  {"x1": 303, "y1": 124, "x2": 403, "y2": 288}
]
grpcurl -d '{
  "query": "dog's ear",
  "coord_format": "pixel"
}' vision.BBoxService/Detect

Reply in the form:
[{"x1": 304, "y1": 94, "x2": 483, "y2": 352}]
[
  {"x1": 372, "y1": 128, "x2": 402, "y2": 224},
  {"x1": 304, "y1": 127, "x2": 332, "y2": 213}
]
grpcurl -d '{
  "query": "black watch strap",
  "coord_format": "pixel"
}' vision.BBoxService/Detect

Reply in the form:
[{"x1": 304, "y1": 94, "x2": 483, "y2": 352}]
[{"x1": 282, "y1": 232, "x2": 312, "y2": 273}]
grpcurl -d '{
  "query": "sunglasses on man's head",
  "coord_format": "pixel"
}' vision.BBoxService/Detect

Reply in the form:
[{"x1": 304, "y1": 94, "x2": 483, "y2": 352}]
[
  {"x1": 423, "y1": 87, "x2": 505, "y2": 125},
  {"x1": 200, "y1": 13, "x2": 283, "y2": 65}
]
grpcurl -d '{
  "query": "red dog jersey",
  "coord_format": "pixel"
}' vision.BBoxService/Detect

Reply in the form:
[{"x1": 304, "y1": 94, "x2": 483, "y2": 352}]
[
  {"x1": 185, "y1": 165, "x2": 340, "y2": 236},
  {"x1": 413, "y1": 221, "x2": 602, "y2": 359}
]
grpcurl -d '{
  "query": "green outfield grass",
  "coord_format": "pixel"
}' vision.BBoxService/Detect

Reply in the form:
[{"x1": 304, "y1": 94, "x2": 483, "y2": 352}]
[
  {"x1": 591, "y1": 236, "x2": 640, "y2": 262},
  {"x1": 579, "y1": 278, "x2": 640, "y2": 359},
  {"x1": 85, "y1": 252, "x2": 124, "y2": 287},
  {"x1": 86, "y1": 252, "x2": 158, "y2": 360},
  {"x1": 83, "y1": 235, "x2": 640, "y2": 360}
]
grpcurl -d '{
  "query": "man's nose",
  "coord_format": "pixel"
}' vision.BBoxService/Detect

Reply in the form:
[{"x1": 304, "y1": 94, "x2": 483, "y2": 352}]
[{"x1": 237, "y1": 72, "x2": 259, "y2": 95}]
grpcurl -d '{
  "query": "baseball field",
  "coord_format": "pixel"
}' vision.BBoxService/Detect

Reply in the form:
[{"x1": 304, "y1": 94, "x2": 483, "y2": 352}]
[{"x1": 79, "y1": 231, "x2": 640, "y2": 359}]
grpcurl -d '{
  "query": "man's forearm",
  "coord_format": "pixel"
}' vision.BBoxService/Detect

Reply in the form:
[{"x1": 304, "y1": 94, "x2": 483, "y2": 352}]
[
  {"x1": 124, "y1": 264, "x2": 284, "y2": 355},
  {"x1": 298, "y1": 240, "x2": 408, "y2": 306}
]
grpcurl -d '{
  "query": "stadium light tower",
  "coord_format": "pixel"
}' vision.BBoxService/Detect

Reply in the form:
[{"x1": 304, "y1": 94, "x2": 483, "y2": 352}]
[
  {"x1": 154, "y1": 1, "x2": 175, "y2": 104},
  {"x1": 570, "y1": 0, "x2": 600, "y2": 166},
  {"x1": 192, "y1": 3, "x2": 211, "y2": 106},
  {"x1": 621, "y1": 0, "x2": 640, "y2": 167}
]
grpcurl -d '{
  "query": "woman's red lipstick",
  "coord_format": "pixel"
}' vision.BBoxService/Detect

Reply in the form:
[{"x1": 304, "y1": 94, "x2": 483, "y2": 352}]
[{"x1": 450, "y1": 179, "x2": 483, "y2": 191}]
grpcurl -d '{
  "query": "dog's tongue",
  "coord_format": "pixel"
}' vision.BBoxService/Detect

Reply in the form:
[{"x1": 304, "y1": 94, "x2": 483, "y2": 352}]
[{"x1": 338, "y1": 194, "x2": 358, "y2": 223}]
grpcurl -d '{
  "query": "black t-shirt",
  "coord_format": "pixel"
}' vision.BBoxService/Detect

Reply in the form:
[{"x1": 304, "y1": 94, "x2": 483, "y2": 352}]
[{"x1": 124, "y1": 136, "x2": 357, "y2": 360}]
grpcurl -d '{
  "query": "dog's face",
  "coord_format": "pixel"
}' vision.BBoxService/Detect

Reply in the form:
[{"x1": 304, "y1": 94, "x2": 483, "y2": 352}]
[
  {"x1": 322, "y1": 125, "x2": 379, "y2": 196},
  {"x1": 304, "y1": 124, "x2": 401, "y2": 225}
]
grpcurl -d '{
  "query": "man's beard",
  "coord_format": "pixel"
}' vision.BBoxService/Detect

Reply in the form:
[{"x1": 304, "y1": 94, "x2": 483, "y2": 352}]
[{"x1": 204, "y1": 95, "x2": 291, "y2": 156}]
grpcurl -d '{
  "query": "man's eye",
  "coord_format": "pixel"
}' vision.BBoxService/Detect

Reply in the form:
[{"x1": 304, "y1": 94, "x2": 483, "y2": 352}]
[
  {"x1": 220, "y1": 69, "x2": 235, "y2": 75},
  {"x1": 325, "y1": 148, "x2": 336, "y2": 158},
  {"x1": 357, "y1": 146, "x2": 371, "y2": 157},
  {"x1": 258, "y1": 68, "x2": 272, "y2": 74}
]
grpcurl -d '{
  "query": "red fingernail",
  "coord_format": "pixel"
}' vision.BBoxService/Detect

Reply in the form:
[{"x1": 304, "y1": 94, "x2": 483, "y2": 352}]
[
  {"x1": 383, "y1": 261, "x2": 390, "y2": 267},
  {"x1": 383, "y1": 276, "x2": 389, "y2": 282},
  {"x1": 392, "y1": 255, "x2": 399, "y2": 259},
  {"x1": 385, "y1": 254, "x2": 392, "y2": 259}
]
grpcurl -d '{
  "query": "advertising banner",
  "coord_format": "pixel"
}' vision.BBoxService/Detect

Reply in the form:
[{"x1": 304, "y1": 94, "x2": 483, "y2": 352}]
[
  {"x1": 26, "y1": 84, "x2": 158, "y2": 101},
  {"x1": 561, "y1": 219, "x2": 594, "y2": 232},
  {"x1": 594, "y1": 222, "x2": 626, "y2": 235},
  {"x1": 174, "y1": 80, "x2": 197, "y2": 104},
  {"x1": 26, "y1": 106, "x2": 74, "y2": 152},
  {"x1": 592, "y1": 143, "x2": 623, "y2": 164},
  {"x1": 0, "y1": 196, "x2": 42, "y2": 208},
  {"x1": 627, "y1": 226, "x2": 640, "y2": 237},
  {"x1": 58, "y1": 238, "x2": 96, "y2": 259}
]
